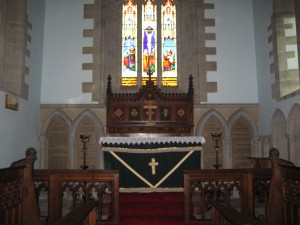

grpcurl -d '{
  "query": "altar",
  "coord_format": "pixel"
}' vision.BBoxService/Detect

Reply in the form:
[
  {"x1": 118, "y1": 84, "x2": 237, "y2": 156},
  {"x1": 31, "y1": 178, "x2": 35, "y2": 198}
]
[
  {"x1": 102, "y1": 74, "x2": 202, "y2": 189},
  {"x1": 100, "y1": 136, "x2": 205, "y2": 189}
]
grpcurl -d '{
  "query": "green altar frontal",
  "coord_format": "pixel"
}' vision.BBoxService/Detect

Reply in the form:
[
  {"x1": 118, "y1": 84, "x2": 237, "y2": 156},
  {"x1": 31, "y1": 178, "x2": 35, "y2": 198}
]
[{"x1": 100, "y1": 136, "x2": 205, "y2": 189}]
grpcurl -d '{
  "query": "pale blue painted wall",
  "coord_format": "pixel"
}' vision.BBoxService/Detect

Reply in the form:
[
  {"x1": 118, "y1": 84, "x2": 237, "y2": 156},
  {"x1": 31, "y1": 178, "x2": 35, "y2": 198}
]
[
  {"x1": 40, "y1": 0, "x2": 259, "y2": 104},
  {"x1": 253, "y1": 0, "x2": 300, "y2": 135},
  {"x1": 1, "y1": 0, "x2": 299, "y2": 167},
  {"x1": 41, "y1": 0, "x2": 93, "y2": 104},
  {"x1": 0, "y1": 0, "x2": 45, "y2": 168},
  {"x1": 206, "y1": 0, "x2": 258, "y2": 103}
]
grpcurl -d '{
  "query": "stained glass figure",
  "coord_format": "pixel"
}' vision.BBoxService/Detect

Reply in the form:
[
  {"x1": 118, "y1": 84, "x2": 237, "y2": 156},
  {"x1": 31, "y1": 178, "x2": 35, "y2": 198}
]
[
  {"x1": 122, "y1": 0, "x2": 138, "y2": 86},
  {"x1": 161, "y1": 0, "x2": 177, "y2": 86}
]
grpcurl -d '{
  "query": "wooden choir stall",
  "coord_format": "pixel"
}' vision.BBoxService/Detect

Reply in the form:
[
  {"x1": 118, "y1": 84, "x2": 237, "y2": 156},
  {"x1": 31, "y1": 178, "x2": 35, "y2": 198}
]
[{"x1": 100, "y1": 74, "x2": 205, "y2": 189}]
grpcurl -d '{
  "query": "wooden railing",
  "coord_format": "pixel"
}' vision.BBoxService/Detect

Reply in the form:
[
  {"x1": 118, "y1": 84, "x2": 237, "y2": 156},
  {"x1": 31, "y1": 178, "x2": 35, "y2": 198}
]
[
  {"x1": 33, "y1": 169, "x2": 119, "y2": 225},
  {"x1": 184, "y1": 168, "x2": 272, "y2": 222},
  {"x1": 209, "y1": 148, "x2": 299, "y2": 225}
]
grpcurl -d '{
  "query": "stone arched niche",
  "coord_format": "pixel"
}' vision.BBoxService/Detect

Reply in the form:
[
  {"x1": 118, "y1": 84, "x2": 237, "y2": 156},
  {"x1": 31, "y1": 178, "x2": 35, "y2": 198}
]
[
  {"x1": 201, "y1": 116, "x2": 224, "y2": 169},
  {"x1": 47, "y1": 116, "x2": 69, "y2": 169},
  {"x1": 272, "y1": 109, "x2": 288, "y2": 160},
  {"x1": 231, "y1": 117, "x2": 252, "y2": 168}
]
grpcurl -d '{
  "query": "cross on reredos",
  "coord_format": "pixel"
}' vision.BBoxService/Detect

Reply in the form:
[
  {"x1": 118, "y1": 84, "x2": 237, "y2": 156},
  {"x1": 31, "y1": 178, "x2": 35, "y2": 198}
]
[
  {"x1": 147, "y1": 68, "x2": 153, "y2": 80},
  {"x1": 143, "y1": 100, "x2": 157, "y2": 121},
  {"x1": 148, "y1": 158, "x2": 159, "y2": 175}
]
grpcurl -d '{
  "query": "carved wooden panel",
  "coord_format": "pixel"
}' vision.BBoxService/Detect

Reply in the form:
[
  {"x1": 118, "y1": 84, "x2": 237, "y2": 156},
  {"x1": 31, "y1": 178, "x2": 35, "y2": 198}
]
[{"x1": 106, "y1": 75, "x2": 194, "y2": 136}]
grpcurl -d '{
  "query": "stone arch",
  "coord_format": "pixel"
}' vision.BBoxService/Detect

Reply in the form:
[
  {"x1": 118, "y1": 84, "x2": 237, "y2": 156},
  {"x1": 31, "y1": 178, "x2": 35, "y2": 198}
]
[
  {"x1": 72, "y1": 110, "x2": 105, "y2": 169},
  {"x1": 287, "y1": 103, "x2": 300, "y2": 166},
  {"x1": 40, "y1": 110, "x2": 72, "y2": 169},
  {"x1": 195, "y1": 109, "x2": 228, "y2": 168},
  {"x1": 228, "y1": 109, "x2": 259, "y2": 168},
  {"x1": 271, "y1": 109, "x2": 288, "y2": 160}
]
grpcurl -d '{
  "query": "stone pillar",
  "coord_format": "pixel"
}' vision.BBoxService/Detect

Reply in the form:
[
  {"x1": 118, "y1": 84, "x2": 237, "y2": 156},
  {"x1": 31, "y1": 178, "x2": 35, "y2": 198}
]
[{"x1": 295, "y1": 0, "x2": 300, "y2": 69}]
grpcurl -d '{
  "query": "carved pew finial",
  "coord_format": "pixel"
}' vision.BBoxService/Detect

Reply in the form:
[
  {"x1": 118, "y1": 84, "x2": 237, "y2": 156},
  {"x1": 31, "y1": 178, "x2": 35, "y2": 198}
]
[
  {"x1": 11, "y1": 147, "x2": 37, "y2": 168},
  {"x1": 269, "y1": 147, "x2": 295, "y2": 168},
  {"x1": 268, "y1": 147, "x2": 279, "y2": 168},
  {"x1": 14, "y1": 148, "x2": 43, "y2": 225},
  {"x1": 266, "y1": 147, "x2": 283, "y2": 225}
]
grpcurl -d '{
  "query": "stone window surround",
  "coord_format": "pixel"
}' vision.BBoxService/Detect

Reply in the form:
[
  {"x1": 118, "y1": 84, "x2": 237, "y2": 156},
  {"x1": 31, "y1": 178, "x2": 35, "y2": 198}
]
[{"x1": 82, "y1": 0, "x2": 217, "y2": 104}]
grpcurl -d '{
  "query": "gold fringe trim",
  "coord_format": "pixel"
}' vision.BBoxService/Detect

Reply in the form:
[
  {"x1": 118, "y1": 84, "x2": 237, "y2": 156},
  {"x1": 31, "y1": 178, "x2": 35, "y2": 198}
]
[{"x1": 102, "y1": 146, "x2": 202, "y2": 153}]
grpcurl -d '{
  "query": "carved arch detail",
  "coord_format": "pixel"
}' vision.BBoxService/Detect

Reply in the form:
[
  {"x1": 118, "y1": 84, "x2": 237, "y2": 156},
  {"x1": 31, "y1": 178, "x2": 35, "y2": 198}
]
[{"x1": 287, "y1": 103, "x2": 300, "y2": 165}]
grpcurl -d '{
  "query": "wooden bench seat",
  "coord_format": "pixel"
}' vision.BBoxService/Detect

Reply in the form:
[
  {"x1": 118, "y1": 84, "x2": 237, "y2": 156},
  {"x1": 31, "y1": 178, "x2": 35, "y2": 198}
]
[
  {"x1": 54, "y1": 202, "x2": 98, "y2": 225},
  {"x1": 211, "y1": 201, "x2": 257, "y2": 225}
]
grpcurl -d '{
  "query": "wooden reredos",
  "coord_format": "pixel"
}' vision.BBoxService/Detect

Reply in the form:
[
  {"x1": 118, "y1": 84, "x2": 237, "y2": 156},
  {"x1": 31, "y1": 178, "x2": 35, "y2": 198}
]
[{"x1": 106, "y1": 74, "x2": 194, "y2": 136}]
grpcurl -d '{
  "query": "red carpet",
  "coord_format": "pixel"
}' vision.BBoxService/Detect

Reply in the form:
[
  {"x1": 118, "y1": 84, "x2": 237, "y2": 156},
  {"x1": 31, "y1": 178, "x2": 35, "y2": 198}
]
[{"x1": 100, "y1": 192, "x2": 211, "y2": 225}]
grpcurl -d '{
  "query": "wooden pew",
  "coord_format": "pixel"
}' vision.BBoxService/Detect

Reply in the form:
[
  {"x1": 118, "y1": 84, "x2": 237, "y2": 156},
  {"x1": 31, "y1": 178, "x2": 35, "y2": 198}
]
[
  {"x1": 184, "y1": 168, "x2": 272, "y2": 222},
  {"x1": 248, "y1": 155, "x2": 295, "y2": 169},
  {"x1": 211, "y1": 148, "x2": 299, "y2": 225},
  {"x1": 0, "y1": 148, "x2": 99, "y2": 225},
  {"x1": 0, "y1": 148, "x2": 44, "y2": 225},
  {"x1": 280, "y1": 165, "x2": 300, "y2": 225}
]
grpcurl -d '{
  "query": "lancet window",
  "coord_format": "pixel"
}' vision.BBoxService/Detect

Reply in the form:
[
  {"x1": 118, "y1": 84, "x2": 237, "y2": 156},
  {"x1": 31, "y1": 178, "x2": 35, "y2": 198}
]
[
  {"x1": 271, "y1": 0, "x2": 300, "y2": 99},
  {"x1": 122, "y1": 0, "x2": 177, "y2": 87}
]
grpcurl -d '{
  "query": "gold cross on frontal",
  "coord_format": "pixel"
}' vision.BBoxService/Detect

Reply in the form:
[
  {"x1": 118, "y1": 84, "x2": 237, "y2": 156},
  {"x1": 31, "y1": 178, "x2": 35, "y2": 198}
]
[{"x1": 148, "y1": 158, "x2": 159, "y2": 175}]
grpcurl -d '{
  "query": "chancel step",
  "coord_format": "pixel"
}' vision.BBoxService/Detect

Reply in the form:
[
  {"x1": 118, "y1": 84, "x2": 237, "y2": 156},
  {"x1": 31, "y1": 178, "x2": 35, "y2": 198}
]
[{"x1": 100, "y1": 192, "x2": 211, "y2": 225}]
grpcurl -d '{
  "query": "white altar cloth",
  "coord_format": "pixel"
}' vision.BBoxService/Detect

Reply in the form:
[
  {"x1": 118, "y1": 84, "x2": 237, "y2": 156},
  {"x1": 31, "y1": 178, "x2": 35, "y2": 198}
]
[{"x1": 99, "y1": 136, "x2": 205, "y2": 152}]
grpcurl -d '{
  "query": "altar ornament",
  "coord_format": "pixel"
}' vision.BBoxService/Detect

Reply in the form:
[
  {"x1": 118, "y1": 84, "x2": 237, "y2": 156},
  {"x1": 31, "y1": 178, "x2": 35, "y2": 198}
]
[
  {"x1": 211, "y1": 133, "x2": 222, "y2": 169},
  {"x1": 100, "y1": 136, "x2": 204, "y2": 188},
  {"x1": 80, "y1": 134, "x2": 91, "y2": 170},
  {"x1": 148, "y1": 158, "x2": 159, "y2": 175}
]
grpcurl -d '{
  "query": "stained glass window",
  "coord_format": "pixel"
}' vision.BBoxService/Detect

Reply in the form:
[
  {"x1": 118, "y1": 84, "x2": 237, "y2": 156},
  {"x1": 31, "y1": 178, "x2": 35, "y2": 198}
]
[
  {"x1": 122, "y1": 0, "x2": 177, "y2": 87},
  {"x1": 161, "y1": 0, "x2": 177, "y2": 86},
  {"x1": 142, "y1": 0, "x2": 157, "y2": 84},
  {"x1": 122, "y1": 0, "x2": 138, "y2": 86}
]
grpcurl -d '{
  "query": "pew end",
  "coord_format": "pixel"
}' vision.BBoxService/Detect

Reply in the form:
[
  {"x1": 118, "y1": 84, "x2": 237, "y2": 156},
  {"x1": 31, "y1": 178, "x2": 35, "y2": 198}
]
[{"x1": 0, "y1": 148, "x2": 44, "y2": 225}]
